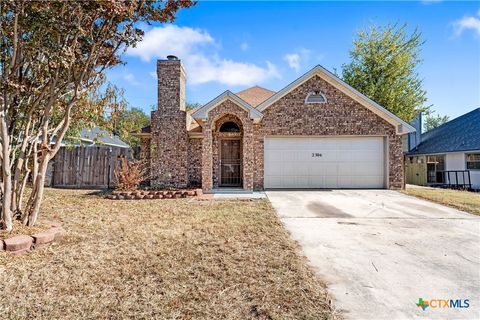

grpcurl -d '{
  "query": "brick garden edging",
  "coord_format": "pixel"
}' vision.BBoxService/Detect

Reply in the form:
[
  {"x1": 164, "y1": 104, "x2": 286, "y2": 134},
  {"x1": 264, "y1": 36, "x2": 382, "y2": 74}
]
[
  {"x1": 106, "y1": 189, "x2": 202, "y2": 200},
  {"x1": 0, "y1": 222, "x2": 65, "y2": 256}
]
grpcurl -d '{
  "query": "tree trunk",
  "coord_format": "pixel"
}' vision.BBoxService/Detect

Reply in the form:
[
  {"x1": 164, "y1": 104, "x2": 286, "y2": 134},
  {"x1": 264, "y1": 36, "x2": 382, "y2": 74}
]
[
  {"x1": 0, "y1": 115, "x2": 13, "y2": 231},
  {"x1": 11, "y1": 124, "x2": 31, "y2": 214},
  {"x1": 32, "y1": 140, "x2": 38, "y2": 184},
  {"x1": 16, "y1": 146, "x2": 32, "y2": 213},
  {"x1": 17, "y1": 167, "x2": 29, "y2": 213},
  {"x1": 24, "y1": 153, "x2": 49, "y2": 226},
  {"x1": 11, "y1": 157, "x2": 23, "y2": 214}
]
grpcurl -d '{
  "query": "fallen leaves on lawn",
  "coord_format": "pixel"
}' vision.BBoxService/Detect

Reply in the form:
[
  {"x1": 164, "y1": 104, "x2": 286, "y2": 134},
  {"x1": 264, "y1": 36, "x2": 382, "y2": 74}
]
[{"x1": 0, "y1": 188, "x2": 338, "y2": 319}]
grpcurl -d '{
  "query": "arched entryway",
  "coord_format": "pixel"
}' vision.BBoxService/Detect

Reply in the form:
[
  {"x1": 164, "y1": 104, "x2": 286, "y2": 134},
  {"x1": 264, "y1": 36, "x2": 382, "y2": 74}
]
[
  {"x1": 213, "y1": 115, "x2": 243, "y2": 188},
  {"x1": 200, "y1": 98, "x2": 255, "y2": 192}
]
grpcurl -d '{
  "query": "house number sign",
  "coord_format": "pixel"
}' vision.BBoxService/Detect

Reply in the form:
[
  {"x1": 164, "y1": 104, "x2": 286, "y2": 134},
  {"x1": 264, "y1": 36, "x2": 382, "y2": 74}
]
[{"x1": 312, "y1": 152, "x2": 322, "y2": 157}]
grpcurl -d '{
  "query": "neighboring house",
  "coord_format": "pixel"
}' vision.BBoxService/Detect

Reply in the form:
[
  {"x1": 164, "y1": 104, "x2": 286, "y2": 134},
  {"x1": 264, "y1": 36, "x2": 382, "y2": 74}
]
[
  {"x1": 136, "y1": 55, "x2": 414, "y2": 192},
  {"x1": 46, "y1": 127, "x2": 131, "y2": 188},
  {"x1": 406, "y1": 108, "x2": 480, "y2": 190},
  {"x1": 75, "y1": 127, "x2": 131, "y2": 149}
]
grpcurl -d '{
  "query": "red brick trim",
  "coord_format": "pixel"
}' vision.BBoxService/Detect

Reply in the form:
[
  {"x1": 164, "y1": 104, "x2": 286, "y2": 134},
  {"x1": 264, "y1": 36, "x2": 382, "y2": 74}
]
[{"x1": 107, "y1": 189, "x2": 202, "y2": 200}]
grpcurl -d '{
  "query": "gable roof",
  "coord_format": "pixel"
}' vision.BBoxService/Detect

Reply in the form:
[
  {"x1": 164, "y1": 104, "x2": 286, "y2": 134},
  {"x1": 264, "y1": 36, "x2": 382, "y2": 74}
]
[
  {"x1": 256, "y1": 65, "x2": 415, "y2": 134},
  {"x1": 236, "y1": 86, "x2": 275, "y2": 107},
  {"x1": 408, "y1": 108, "x2": 480, "y2": 155},
  {"x1": 191, "y1": 90, "x2": 263, "y2": 122}
]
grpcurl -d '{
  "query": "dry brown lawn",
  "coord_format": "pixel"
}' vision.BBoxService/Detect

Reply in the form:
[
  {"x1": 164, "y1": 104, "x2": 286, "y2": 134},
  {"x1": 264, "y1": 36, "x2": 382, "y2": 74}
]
[
  {"x1": 402, "y1": 186, "x2": 480, "y2": 216},
  {"x1": 0, "y1": 189, "x2": 336, "y2": 319},
  {"x1": 0, "y1": 220, "x2": 50, "y2": 240}
]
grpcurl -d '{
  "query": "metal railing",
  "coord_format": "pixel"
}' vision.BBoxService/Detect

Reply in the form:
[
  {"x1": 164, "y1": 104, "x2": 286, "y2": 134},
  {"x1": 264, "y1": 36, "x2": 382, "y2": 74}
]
[
  {"x1": 442, "y1": 170, "x2": 472, "y2": 190},
  {"x1": 220, "y1": 163, "x2": 242, "y2": 186}
]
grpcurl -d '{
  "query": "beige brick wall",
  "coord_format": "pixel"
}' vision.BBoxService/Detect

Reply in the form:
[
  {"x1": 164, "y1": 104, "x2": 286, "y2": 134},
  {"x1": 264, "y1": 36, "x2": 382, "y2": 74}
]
[
  {"x1": 139, "y1": 138, "x2": 151, "y2": 179},
  {"x1": 150, "y1": 59, "x2": 189, "y2": 188},
  {"x1": 252, "y1": 75, "x2": 403, "y2": 190},
  {"x1": 187, "y1": 138, "x2": 202, "y2": 187},
  {"x1": 146, "y1": 64, "x2": 403, "y2": 191},
  {"x1": 201, "y1": 100, "x2": 254, "y2": 191}
]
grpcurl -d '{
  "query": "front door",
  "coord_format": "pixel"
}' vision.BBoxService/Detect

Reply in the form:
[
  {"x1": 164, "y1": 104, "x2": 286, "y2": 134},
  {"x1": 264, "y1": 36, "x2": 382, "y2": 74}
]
[{"x1": 220, "y1": 139, "x2": 242, "y2": 187}]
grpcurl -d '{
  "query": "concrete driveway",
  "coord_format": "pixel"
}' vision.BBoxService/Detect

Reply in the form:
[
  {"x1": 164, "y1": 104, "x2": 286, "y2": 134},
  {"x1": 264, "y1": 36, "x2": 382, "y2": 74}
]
[{"x1": 267, "y1": 190, "x2": 480, "y2": 320}]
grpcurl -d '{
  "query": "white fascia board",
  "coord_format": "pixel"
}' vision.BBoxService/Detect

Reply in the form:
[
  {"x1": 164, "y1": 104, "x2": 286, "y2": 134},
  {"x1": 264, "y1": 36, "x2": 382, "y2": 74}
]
[
  {"x1": 256, "y1": 65, "x2": 415, "y2": 135},
  {"x1": 191, "y1": 90, "x2": 263, "y2": 121}
]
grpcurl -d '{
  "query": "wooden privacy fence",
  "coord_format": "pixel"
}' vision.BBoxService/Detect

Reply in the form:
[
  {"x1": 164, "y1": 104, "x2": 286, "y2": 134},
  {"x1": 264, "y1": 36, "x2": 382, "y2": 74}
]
[{"x1": 50, "y1": 146, "x2": 132, "y2": 188}]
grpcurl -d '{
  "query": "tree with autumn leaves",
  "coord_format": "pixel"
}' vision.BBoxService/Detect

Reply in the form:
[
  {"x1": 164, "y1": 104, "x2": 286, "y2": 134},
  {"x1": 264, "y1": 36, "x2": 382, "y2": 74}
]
[
  {"x1": 0, "y1": 0, "x2": 194, "y2": 231},
  {"x1": 88, "y1": 83, "x2": 150, "y2": 149}
]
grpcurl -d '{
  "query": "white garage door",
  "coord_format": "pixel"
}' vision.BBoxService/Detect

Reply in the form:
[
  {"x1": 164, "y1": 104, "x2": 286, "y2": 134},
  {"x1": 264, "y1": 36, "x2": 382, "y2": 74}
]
[{"x1": 264, "y1": 137, "x2": 385, "y2": 189}]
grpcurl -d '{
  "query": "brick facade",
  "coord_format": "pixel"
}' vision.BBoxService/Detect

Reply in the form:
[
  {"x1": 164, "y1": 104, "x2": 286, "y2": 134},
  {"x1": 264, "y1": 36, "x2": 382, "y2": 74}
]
[
  {"x1": 253, "y1": 75, "x2": 403, "y2": 190},
  {"x1": 187, "y1": 138, "x2": 202, "y2": 187},
  {"x1": 141, "y1": 60, "x2": 405, "y2": 192},
  {"x1": 150, "y1": 59, "x2": 189, "y2": 188},
  {"x1": 201, "y1": 100, "x2": 254, "y2": 191},
  {"x1": 139, "y1": 138, "x2": 151, "y2": 178}
]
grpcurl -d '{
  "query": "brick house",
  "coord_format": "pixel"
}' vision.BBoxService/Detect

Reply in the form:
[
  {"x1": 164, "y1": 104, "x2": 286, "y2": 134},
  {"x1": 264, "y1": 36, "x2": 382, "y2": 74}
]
[{"x1": 136, "y1": 56, "x2": 415, "y2": 192}]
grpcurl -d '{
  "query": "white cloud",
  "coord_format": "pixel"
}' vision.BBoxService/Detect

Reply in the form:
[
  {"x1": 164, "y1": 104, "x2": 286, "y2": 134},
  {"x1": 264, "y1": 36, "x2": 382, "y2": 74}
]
[
  {"x1": 240, "y1": 42, "x2": 249, "y2": 51},
  {"x1": 127, "y1": 25, "x2": 280, "y2": 86},
  {"x1": 453, "y1": 10, "x2": 480, "y2": 39},
  {"x1": 123, "y1": 73, "x2": 139, "y2": 85},
  {"x1": 284, "y1": 53, "x2": 300, "y2": 72},
  {"x1": 149, "y1": 71, "x2": 156, "y2": 79},
  {"x1": 180, "y1": 53, "x2": 279, "y2": 86},
  {"x1": 283, "y1": 48, "x2": 312, "y2": 73},
  {"x1": 128, "y1": 25, "x2": 214, "y2": 61}
]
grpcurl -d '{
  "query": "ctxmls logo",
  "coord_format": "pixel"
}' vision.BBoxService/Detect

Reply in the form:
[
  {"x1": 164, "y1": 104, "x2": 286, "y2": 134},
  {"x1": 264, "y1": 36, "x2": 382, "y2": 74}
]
[
  {"x1": 416, "y1": 298, "x2": 470, "y2": 310},
  {"x1": 416, "y1": 298, "x2": 429, "y2": 310}
]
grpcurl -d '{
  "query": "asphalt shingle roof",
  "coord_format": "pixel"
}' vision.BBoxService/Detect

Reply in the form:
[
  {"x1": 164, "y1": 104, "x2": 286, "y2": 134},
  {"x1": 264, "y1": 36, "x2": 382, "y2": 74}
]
[
  {"x1": 408, "y1": 108, "x2": 480, "y2": 155},
  {"x1": 236, "y1": 86, "x2": 275, "y2": 107},
  {"x1": 79, "y1": 127, "x2": 130, "y2": 149}
]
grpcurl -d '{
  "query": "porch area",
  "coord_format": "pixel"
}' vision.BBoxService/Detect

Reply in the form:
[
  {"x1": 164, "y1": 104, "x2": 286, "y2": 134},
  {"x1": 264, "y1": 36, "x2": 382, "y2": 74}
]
[{"x1": 200, "y1": 102, "x2": 255, "y2": 192}]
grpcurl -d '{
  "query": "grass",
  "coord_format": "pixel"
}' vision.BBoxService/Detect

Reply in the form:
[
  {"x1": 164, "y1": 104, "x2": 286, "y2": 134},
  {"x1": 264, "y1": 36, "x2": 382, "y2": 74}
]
[
  {"x1": 402, "y1": 186, "x2": 480, "y2": 216},
  {"x1": 0, "y1": 188, "x2": 337, "y2": 319},
  {"x1": 0, "y1": 220, "x2": 50, "y2": 240}
]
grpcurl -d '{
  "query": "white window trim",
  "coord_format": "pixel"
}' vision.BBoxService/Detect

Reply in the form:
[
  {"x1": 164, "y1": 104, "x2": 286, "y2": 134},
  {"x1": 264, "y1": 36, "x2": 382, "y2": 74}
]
[
  {"x1": 305, "y1": 91, "x2": 327, "y2": 104},
  {"x1": 466, "y1": 152, "x2": 480, "y2": 171}
]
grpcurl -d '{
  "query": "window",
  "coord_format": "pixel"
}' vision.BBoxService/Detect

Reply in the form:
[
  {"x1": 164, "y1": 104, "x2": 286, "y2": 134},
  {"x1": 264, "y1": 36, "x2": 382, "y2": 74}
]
[
  {"x1": 466, "y1": 153, "x2": 480, "y2": 170},
  {"x1": 219, "y1": 121, "x2": 240, "y2": 132},
  {"x1": 305, "y1": 91, "x2": 327, "y2": 104},
  {"x1": 426, "y1": 155, "x2": 445, "y2": 183}
]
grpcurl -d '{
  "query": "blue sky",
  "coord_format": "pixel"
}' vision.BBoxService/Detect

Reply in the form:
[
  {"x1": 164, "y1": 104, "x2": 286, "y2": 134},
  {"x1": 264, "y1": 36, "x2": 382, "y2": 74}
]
[{"x1": 107, "y1": 1, "x2": 480, "y2": 120}]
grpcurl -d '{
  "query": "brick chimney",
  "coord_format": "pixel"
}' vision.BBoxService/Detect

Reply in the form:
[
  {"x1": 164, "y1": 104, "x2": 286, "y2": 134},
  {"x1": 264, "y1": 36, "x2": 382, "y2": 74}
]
[
  {"x1": 157, "y1": 55, "x2": 186, "y2": 113},
  {"x1": 150, "y1": 56, "x2": 188, "y2": 188}
]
